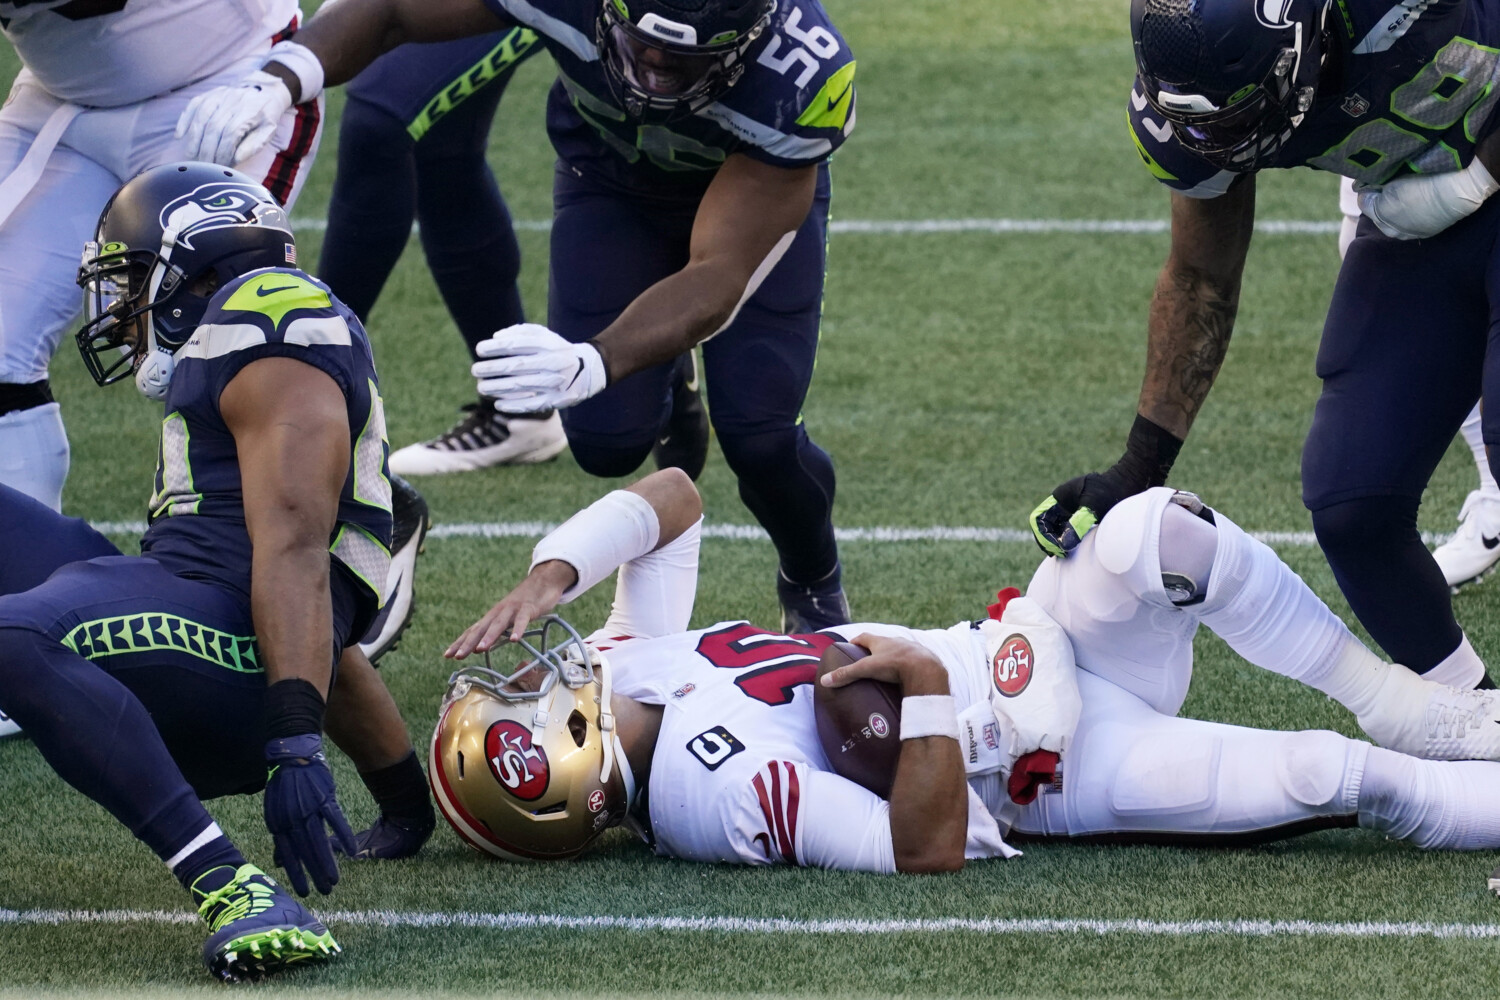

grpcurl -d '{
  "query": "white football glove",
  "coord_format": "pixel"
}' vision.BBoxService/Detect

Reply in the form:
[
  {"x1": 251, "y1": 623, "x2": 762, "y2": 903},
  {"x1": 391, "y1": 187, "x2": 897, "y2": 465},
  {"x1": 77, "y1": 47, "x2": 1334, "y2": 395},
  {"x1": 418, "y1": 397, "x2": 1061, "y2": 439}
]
[
  {"x1": 472, "y1": 323, "x2": 608, "y2": 413},
  {"x1": 1356, "y1": 157, "x2": 1500, "y2": 240},
  {"x1": 176, "y1": 71, "x2": 292, "y2": 166}
]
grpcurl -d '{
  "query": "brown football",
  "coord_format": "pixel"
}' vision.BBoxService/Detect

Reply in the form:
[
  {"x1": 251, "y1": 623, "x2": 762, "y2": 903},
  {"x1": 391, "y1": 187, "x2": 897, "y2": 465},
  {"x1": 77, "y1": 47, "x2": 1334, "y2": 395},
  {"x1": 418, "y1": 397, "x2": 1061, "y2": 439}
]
[{"x1": 813, "y1": 641, "x2": 902, "y2": 799}]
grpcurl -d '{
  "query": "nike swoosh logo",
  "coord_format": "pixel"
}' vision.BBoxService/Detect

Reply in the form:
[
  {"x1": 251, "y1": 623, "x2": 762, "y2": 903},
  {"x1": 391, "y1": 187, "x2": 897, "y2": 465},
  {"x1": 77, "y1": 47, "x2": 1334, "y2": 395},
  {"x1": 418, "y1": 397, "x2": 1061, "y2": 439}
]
[
  {"x1": 825, "y1": 80, "x2": 853, "y2": 112},
  {"x1": 1131, "y1": 88, "x2": 1148, "y2": 112},
  {"x1": 565, "y1": 358, "x2": 585, "y2": 388},
  {"x1": 256, "y1": 284, "x2": 298, "y2": 297},
  {"x1": 1142, "y1": 116, "x2": 1173, "y2": 144},
  {"x1": 658, "y1": 435, "x2": 672, "y2": 447},
  {"x1": 1484, "y1": 535, "x2": 1499, "y2": 551}
]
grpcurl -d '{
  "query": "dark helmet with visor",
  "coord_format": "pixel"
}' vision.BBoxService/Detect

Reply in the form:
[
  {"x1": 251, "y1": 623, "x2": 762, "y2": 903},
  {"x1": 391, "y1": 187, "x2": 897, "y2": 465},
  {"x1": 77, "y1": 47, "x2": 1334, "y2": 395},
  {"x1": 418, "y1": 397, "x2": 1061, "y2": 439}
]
[
  {"x1": 598, "y1": 0, "x2": 776, "y2": 120},
  {"x1": 1132, "y1": 0, "x2": 1330, "y2": 171},
  {"x1": 75, "y1": 161, "x2": 293, "y2": 399}
]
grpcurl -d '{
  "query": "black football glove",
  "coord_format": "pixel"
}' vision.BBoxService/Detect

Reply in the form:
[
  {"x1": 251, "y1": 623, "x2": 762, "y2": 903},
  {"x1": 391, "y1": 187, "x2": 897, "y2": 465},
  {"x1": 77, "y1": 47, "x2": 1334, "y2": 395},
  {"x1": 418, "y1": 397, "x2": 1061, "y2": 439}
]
[
  {"x1": 1030, "y1": 415, "x2": 1183, "y2": 557},
  {"x1": 335, "y1": 812, "x2": 436, "y2": 861}
]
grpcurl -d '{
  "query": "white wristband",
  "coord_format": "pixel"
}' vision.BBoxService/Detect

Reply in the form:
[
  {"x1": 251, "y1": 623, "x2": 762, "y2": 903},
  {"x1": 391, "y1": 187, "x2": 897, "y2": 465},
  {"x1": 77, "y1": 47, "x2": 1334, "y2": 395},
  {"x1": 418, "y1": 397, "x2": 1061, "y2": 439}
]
[
  {"x1": 899, "y1": 694, "x2": 959, "y2": 741},
  {"x1": 267, "y1": 39, "x2": 324, "y2": 103},
  {"x1": 530, "y1": 490, "x2": 660, "y2": 603}
]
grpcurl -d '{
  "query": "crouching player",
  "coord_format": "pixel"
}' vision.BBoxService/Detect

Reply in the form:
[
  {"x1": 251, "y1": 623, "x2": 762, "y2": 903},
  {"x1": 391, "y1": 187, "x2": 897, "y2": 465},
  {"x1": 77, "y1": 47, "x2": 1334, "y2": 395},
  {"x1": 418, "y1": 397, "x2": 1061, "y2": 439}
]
[
  {"x1": 0, "y1": 163, "x2": 432, "y2": 980},
  {"x1": 434, "y1": 471, "x2": 1500, "y2": 870}
]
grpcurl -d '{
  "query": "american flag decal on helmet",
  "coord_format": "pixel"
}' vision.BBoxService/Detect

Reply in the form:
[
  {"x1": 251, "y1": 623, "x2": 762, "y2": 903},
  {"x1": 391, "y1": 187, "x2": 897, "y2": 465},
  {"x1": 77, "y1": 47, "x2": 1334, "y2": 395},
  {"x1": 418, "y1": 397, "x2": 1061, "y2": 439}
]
[
  {"x1": 751, "y1": 761, "x2": 801, "y2": 864},
  {"x1": 284, "y1": 243, "x2": 297, "y2": 264}
]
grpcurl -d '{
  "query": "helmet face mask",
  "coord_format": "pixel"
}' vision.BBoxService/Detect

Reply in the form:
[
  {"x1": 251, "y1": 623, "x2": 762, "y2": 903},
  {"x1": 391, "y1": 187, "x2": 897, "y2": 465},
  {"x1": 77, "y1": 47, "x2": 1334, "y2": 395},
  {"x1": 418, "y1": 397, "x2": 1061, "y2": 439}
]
[
  {"x1": 1133, "y1": 0, "x2": 1328, "y2": 171},
  {"x1": 597, "y1": 0, "x2": 775, "y2": 121},
  {"x1": 74, "y1": 163, "x2": 294, "y2": 400},
  {"x1": 430, "y1": 616, "x2": 636, "y2": 862}
]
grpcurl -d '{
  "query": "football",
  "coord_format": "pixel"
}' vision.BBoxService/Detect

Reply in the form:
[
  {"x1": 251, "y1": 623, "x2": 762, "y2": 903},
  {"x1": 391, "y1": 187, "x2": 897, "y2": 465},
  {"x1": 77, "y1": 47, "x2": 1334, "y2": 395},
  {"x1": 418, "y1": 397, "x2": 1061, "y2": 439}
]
[{"x1": 813, "y1": 641, "x2": 902, "y2": 798}]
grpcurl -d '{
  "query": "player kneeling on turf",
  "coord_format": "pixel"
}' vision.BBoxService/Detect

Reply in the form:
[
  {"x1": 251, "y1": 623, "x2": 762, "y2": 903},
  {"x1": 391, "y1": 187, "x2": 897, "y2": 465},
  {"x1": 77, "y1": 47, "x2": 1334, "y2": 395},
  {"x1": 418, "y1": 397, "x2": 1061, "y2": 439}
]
[
  {"x1": 0, "y1": 163, "x2": 434, "y2": 982},
  {"x1": 435, "y1": 476, "x2": 1500, "y2": 871}
]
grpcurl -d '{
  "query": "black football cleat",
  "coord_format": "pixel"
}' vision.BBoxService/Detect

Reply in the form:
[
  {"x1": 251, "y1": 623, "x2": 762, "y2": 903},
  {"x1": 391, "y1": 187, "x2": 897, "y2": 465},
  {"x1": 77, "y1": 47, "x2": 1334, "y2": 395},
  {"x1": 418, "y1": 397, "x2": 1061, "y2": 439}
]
[
  {"x1": 778, "y1": 563, "x2": 851, "y2": 634},
  {"x1": 358, "y1": 474, "x2": 430, "y2": 663},
  {"x1": 652, "y1": 351, "x2": 710, "y2": 481}
]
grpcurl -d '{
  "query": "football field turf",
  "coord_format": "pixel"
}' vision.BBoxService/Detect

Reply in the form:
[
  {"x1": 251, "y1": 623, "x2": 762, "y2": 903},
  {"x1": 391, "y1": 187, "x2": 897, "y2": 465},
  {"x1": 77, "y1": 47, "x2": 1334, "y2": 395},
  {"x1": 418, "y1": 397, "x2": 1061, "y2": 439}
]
[{"x1": 7, "y1": 1, "x2": 1500, "y2": 994}]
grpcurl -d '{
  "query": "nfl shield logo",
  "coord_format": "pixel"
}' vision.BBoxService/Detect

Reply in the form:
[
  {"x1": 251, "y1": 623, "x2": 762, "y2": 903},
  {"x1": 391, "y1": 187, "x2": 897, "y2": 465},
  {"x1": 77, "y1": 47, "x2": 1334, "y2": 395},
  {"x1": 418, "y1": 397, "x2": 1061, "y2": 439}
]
[{"x1": 1342, "y1": 94, "x2": 1370, "y2": 118}]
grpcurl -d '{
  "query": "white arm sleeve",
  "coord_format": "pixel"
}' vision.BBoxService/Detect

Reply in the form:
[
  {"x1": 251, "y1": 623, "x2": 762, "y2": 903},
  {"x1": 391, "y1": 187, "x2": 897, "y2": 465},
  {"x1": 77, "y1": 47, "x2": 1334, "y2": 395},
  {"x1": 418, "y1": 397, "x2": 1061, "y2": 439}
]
[
  {"x1": 597, "y1": 516, "x2": 703, "y2": 640},
  {"x1": 530, "y1": 490, "x2": 659, "y2": 603}
]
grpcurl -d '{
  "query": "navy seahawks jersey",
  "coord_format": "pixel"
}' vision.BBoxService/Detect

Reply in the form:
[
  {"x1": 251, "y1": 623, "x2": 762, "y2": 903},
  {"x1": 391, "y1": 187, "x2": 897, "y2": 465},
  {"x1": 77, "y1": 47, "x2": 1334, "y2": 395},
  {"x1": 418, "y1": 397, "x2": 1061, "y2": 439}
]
[
  {"x1": 139, "y1": 267, "x2": 393, "y2": 642},
  {"x1": 481, "y1": 0, "x2": 855, "y2": 199},
  {"x1": 1130, "y1": 0, "x2": 1500, "y2": 197}
]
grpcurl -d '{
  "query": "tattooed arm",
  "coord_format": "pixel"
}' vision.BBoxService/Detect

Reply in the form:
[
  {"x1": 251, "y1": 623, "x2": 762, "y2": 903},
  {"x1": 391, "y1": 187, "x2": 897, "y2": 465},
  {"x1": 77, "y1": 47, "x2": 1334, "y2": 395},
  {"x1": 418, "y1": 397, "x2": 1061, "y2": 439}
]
[
  {"x1": 1139, "y1": 177, "x2": 1256, "y2": 438},
  {"x1": 1029, "y1": 175, "x2": 1255, "y2": 557}
]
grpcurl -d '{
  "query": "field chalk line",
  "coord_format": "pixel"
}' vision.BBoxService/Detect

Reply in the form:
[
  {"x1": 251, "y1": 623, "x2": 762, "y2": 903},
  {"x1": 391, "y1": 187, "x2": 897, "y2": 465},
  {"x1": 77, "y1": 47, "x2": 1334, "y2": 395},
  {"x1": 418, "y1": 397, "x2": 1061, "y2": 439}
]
[
  {"x1": 290, "y1": 217, "x2": 1339, "y2": 236},
  {"x1": 1, "y1": 908, "x2": 1497, "y2": 939},
  {"x1": 86, "y1": 520, "x2": 1452, "y2": 548}
]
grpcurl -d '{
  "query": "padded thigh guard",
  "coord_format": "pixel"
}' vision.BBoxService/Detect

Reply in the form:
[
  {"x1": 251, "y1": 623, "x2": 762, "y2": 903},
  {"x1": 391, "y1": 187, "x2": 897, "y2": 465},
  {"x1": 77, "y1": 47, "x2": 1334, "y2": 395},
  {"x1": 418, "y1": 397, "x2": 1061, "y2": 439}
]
[
  {"x1": 1026, "y1": 488, "x2": 1199, "y2": 716},
  {"x1": 1014, "y1": 673, "x2": 1365, "y2": 840}
]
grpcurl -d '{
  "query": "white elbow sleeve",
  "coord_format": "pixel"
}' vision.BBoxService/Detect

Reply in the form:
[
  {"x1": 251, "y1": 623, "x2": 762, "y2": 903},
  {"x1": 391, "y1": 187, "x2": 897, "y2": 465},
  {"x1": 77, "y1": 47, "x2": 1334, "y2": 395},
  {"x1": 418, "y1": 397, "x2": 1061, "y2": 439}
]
[{"x1": 530, "y1": 489, "x2": 660, "y2": 603}]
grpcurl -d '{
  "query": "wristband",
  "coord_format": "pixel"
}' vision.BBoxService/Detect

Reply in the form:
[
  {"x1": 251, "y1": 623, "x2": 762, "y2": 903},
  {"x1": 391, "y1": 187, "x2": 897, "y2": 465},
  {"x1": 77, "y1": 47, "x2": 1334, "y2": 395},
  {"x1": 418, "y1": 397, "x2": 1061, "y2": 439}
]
[
  {"x1": 899, "y1": 694, "x2": 959, "y2": 741},
  {"x1": 530, "y1": 489, "x2": 659, "y2": 602},
  {"x1": 266, "y1": 39, "x2": 324, "y2": 103},
  {"x1": 1115, "y1": 413, "x2": 1183, "y2": 489},
  {"x1": 265, "y1": 677, "x2": 325, "y2": 740}
]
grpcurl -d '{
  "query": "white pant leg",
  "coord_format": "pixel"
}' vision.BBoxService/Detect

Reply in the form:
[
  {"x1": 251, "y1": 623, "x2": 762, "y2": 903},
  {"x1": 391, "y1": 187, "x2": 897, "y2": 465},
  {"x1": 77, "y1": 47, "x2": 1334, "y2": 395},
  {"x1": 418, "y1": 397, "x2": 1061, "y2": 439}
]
[
  {"x1": 1013, "y1": 670, "x2": 1368, "y2": 840},
  {"x1": 1338, "y1": 175, "x2": 1359, "y2": 259},
  {"x1": 1025, "y1": 487, "x2": 1199, "y2": 716}
]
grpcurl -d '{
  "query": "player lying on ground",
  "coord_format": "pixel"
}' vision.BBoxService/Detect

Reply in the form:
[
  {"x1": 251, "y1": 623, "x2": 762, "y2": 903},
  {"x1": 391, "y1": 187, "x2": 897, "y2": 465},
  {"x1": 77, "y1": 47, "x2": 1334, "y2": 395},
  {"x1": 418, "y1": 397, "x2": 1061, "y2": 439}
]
[
  {"x1": 433, "y1": 471, "x2": 1500, "y2": 871},
  {"x1": 0, "y1": 164, "x2": 433, "y2": 981}
]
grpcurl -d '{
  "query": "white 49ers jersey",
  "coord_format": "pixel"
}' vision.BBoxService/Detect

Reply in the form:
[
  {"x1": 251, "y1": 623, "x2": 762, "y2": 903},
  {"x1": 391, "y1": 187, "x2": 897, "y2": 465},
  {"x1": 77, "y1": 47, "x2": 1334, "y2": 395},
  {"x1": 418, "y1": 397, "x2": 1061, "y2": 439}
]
[
  {"x1": 1, "y1": 0, "x2": 298, "y2": 107},
  {"x1": 598, "y1": 620, "x2": 1019, "y2": 872}
]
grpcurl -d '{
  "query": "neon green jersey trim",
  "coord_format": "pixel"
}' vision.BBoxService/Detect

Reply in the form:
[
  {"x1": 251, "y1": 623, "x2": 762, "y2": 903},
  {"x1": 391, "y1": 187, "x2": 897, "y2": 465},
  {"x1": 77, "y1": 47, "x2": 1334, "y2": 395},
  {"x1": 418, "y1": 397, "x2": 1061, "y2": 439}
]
[
  {"x1": 796, "y1": 61, "x2": 856, "y2": 131},
  {"x1": 61, "y1": 612, "x2": 260, "y2": 673},
  {"x1": 1130, "y1": 114, "x2": 1178, "y2": 182},
  {"x1": 221, "y1": 272, "x2": 331, "y2": 329}
]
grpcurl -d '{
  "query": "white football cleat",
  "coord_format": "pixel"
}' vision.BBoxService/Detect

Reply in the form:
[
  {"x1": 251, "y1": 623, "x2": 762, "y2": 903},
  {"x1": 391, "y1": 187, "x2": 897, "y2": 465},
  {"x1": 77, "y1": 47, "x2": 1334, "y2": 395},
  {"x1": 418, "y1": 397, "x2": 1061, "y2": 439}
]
[
  {"x1": 357, "y1": 475, "x2": 429, "y2": 663},
  {"x1": 389, "y1": 399, "x2": 566, "y2": 476},
  {"x1": 1432, "y1": 489, "x2": 1500, "y2": 589},
  {"x1": 1356, "y1": 660, "x2": 1500, "y2": 761},
  {"x1": 0, "y1": 708, "x2": 19, "y2": 739}
]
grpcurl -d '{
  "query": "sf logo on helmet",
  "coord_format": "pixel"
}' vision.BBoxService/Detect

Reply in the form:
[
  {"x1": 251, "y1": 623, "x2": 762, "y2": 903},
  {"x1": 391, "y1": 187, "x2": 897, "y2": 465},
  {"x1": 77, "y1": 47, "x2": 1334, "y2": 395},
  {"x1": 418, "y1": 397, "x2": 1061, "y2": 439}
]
[
  {"x1": 992, "y1": 634, "x2": 1033, "y2": 698},
  {"x1": 484, "y1": 721, "x2": 550, "y2": 801},
  {"x1": 157, "y1": 182, "x2": 289, "y2": 250}
]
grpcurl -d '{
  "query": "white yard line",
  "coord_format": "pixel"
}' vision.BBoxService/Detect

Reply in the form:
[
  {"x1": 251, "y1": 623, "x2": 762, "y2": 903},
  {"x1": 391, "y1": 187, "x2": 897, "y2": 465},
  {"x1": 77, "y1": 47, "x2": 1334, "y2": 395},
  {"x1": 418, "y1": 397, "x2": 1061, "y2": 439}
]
[
  {"x1": 0, "y1": 907, "x2": 1496, "y2": 939},
  {"x1": 86, "y1": 520, "x2": 1449, "y2": 547},
  {"x1": 289, "y1": 218, "x2": 1341, "y2": 236}
]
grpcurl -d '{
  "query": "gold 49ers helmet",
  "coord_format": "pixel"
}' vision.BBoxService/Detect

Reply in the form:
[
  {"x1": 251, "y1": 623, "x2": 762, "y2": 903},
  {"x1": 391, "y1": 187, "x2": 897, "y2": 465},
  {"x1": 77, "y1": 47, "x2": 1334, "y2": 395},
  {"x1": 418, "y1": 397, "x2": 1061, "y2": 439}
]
[{"x1": 429, "y1": 616, "x2": 635, "y2": 861}]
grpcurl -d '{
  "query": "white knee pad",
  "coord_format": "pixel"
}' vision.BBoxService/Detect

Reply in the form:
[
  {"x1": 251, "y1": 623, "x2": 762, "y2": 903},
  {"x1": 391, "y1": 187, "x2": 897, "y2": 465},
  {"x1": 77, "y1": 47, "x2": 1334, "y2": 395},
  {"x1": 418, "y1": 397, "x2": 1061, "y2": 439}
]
[
  {"x1": 1275, "y1": 729, "x2": 1360, "y2": 809},
  {"x1": 1026, "y1": 487, "x2": 1199, "y2": 716},
  {"x1": 0, "y1": 401, "x2": 68, "y2": 512}
]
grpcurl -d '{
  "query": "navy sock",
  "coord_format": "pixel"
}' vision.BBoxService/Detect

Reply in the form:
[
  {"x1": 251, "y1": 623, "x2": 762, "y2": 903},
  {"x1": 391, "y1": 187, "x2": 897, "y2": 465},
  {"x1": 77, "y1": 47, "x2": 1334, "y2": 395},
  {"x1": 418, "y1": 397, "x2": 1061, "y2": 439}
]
[
  {"x1": 721, "y1": 426, "x2": 839, "y2": 583},
  {"x1": 173, "y1": 833, "x2": 248, "y2": 894},
  {"x1": 1311, "y1": 495, "x2": 1463, "y2": 671}
]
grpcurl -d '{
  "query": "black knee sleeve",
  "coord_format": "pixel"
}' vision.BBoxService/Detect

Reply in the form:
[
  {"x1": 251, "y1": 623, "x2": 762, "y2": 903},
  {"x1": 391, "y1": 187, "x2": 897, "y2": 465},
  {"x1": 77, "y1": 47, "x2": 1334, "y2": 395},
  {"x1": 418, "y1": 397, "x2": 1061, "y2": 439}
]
[
  {"x1": 0, "y1": 379, "x2": 52, "y2": 417},
  {"x1": 565, "y1": 435, "x2": 654, "y2": 479},
  {"x1": 1311, "y1": 495, "x2": 1462, "y2": 670},
  {"x1": 719, "y1": 426, "x2": 838, "y2": 582}
]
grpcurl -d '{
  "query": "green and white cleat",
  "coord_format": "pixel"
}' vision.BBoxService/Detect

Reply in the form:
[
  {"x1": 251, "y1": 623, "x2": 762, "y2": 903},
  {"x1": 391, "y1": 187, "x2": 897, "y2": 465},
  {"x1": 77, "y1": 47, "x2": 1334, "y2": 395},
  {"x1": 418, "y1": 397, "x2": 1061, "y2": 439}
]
[{"x1": 193, "y1": 864, "x2": 340, "y2": 982}]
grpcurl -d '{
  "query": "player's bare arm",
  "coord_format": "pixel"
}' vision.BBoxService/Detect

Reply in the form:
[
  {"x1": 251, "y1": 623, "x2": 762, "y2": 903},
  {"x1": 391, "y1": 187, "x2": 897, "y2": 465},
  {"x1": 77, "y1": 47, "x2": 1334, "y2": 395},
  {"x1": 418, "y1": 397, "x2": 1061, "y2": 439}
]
[
  {"x1": 588, "y1": 156, "x2": 818, "y2": 381},
  {"x1": 221, "y1": 357, "x2": 350, "y2": 699},
  {"x1": 267, "y1": 0, "x2": 510, "y2": 98},
  {"x1": 1031, "y1": 179, "x2": 1255, "y2": 557},
  {"x1": 470, "y1": 156, "x2": 818, "y2": 412},
  {"x1": 447, "y1": 467, "x2": 703, "y2": 656},
  {"x1": 1141, "y1": 180, "x2": 1257, "y2": 440},
  {"x1": 821, "y1": 634, "x2": 967, "y2": 874}
]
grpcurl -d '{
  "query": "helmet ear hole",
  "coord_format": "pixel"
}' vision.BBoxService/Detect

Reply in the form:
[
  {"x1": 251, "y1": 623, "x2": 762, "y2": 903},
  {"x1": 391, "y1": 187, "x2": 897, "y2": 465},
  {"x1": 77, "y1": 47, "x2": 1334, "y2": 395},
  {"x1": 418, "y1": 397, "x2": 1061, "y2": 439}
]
[
  {"x1": 457, "y1": 750, "x2": 466, "y2": 778},
  {"x1": 567, "y1": 710, "x2": 589, "y2": 747}
]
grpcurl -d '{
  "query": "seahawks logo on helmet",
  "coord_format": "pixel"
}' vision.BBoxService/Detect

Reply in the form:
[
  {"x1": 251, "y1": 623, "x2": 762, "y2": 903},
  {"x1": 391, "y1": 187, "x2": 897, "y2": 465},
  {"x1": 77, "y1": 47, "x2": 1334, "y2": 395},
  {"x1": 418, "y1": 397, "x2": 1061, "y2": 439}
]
[
  {"x1": 157, "y1": 182, "x2": 291, "y2": 251},
  {"x1": 1255, "y1": 0, "x2": 1298, "y2": 28}
]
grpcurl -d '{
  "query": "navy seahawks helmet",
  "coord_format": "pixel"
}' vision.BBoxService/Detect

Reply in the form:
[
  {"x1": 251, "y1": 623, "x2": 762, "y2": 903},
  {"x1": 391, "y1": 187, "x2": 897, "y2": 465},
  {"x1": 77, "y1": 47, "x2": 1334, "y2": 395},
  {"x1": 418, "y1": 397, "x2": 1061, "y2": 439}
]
[
  {"x1": 1132, "y1": 0, "x2": 1330, "y2": 171},
  {"x1": 75, "y1": 162, "x2": 294, "y2": 399},
  {"x1": 597, "y1": 0, "x2": 775, "y2": 120}
]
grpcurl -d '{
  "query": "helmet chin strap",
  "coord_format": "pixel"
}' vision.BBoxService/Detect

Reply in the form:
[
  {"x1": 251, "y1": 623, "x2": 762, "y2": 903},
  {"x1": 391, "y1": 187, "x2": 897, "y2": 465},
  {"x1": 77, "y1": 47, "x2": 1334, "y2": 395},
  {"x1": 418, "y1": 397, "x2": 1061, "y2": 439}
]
[{"x1": 135, "y1": 227, "x2": 180, "y2": 401}]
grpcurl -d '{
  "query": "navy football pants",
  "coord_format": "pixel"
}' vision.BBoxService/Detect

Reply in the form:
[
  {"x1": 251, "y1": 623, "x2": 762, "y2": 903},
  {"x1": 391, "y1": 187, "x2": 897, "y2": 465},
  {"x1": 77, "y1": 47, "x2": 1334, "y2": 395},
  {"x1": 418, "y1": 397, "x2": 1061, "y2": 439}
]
[
  {"x1": 0, "y1": 484, "x2": 267, "y2": 826},
  {"x1": 549, "y1": 164, "x2": 840, "y2": 583},
  {"x1": 319, "y1": 31, "x2": 540, "y2": 358},
  {"x1": 1303, "y1": 198, "x2": 1500, "y2": 670}
]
